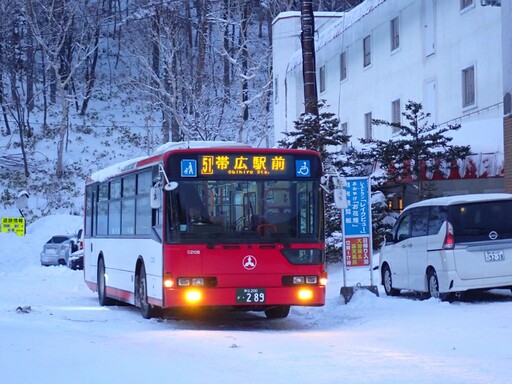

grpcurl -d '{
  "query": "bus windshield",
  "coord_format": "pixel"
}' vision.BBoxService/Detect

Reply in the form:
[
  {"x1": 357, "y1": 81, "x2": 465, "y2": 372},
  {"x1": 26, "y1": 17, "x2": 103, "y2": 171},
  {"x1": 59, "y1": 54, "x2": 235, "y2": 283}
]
[{"x1": 166, "y1": 179, "x2": 322, "y2": 245}]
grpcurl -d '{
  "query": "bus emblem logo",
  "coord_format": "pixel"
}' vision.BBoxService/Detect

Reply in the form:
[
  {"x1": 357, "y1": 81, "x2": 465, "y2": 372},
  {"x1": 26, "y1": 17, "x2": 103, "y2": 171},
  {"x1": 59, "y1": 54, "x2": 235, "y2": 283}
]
[{"x1": 242, "y1": 255, "x2": 257, "y2": 270}]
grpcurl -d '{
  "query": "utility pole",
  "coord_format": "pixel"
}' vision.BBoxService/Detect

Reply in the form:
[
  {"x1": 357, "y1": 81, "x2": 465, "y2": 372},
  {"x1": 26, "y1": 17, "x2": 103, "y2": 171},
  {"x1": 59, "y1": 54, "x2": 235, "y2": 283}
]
[{"x1": 301, "y1": 0, "x2": 319, "y2": 116}]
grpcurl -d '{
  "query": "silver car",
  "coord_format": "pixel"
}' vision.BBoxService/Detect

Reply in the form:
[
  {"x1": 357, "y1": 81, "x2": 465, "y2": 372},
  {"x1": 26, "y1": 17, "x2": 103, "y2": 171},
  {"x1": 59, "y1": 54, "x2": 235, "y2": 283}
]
[{"x1": 40, "y1": 235, "x2": 79, "y2": 266}]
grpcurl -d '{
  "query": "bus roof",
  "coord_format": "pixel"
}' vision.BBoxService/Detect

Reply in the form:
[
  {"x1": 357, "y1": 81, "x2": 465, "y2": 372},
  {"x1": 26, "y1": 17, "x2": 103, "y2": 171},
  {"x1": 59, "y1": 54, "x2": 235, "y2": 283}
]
[
  {"x1": 153, "y1": 140, "x2": 252, "y2": 154},
  {"x1": 89, "y1": 141, "x2": 250, "y2": 182},
  {"x1": 87, "y1": 141, "x2": 321, "y2": 183},
  {"x1": 89, "y1": 156, "x2": 147, "y2": 183}
]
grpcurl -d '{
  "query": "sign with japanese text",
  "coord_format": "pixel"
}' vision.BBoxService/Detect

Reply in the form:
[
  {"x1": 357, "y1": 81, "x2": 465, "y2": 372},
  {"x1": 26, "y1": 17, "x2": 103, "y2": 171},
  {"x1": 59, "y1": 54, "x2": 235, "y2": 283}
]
[
  {"x1": 169, "y1": 153, "x2": 322, "y2": 180},
  {"x1": 342, "y1": 177, "x2": 372, "y2": 268},
  {"x1": 1, "y1": 217, "x2": 25, "y2": 236},
  {"x1": 199, "y1": 154, "x2": 289, "y2": 176},
  {"x1": 343, "y1": 177, "x2": 370, "y2": 236},
  {"x1": 344, "y1": 236, "x2": 371, "y2": 267}
]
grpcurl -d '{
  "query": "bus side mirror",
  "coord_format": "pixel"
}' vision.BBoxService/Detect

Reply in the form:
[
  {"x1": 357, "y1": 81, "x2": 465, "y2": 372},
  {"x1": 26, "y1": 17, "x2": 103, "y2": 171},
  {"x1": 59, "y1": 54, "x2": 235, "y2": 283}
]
[
  {"x1": 164, "y1": 181, "x2": 179, "y2": 191},
  {"x1": 150, "y1": 186, "x2": 161, "y2": 209}
]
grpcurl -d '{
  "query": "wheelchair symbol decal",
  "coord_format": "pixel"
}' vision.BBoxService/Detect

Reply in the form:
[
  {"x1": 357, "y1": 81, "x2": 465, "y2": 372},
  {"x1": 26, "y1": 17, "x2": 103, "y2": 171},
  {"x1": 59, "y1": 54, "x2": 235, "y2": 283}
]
[{"x1": 295, "y1": 160, "x2": 311, "y2": 177}]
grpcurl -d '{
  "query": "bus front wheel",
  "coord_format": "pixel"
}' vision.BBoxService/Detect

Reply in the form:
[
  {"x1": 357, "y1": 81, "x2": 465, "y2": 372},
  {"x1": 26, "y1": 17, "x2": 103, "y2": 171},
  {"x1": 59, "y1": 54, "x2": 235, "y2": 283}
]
[
  {"x1": 264, "y1": 305, "x2": 290, "y2": 319},
  {"x1": 136, "y1": 263, "x2": 161, "y2": 319}
]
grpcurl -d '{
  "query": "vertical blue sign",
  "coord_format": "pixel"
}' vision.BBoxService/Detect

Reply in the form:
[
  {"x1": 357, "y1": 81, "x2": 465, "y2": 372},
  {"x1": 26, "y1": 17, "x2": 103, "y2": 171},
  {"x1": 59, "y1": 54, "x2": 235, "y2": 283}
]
[{"x1": 342, "y1": 177, "x2": 371, "y2": 236}]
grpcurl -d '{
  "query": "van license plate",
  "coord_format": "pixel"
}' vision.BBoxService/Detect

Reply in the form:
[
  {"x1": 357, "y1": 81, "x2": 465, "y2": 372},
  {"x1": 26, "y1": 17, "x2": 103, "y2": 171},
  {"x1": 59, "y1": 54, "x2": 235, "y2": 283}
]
[
  {"x1": 485, "y1": 250, "x2": 504, "y2": 262},
  {"x1": 236, "y1": 288, "x2": 266, "y2": 303}
]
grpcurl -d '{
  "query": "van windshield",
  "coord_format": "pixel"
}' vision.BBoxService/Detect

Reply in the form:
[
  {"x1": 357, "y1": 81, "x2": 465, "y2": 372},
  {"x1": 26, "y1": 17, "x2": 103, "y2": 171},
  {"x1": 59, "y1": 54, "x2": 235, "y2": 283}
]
[{"x1": 449, "y1": 200, "x2": 512, "y2": 242}]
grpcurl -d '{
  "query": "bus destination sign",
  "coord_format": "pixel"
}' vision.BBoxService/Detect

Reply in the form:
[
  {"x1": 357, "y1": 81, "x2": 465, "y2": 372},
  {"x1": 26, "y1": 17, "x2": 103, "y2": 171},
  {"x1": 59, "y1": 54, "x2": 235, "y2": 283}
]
[{"x1": 199, "y1": 154, "x2": 289, "y2": 176}]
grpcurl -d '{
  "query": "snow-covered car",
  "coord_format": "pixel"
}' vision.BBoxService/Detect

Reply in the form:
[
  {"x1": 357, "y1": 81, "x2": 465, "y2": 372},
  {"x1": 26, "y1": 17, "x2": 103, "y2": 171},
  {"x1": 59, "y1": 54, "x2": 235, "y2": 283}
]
[
  {"x1": 67, "y1": 228, "x2": 84, "y2": 270},
  {"x1": 67, "y1": 249, "x2": 84, "y2": 270},
  {"x1": 40, "y1": 234, "x2": 80, "y2": 267}
]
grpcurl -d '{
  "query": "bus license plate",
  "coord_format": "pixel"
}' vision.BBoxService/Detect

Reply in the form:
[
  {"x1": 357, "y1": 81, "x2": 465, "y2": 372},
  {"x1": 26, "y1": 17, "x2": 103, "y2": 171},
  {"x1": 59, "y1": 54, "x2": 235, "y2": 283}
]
[
  {"x1": 236, "y1": 288, "x2": 266, "y2": 303},
  {"x1": 485, "y1": 250, "x2": 504, "y2": 262}
]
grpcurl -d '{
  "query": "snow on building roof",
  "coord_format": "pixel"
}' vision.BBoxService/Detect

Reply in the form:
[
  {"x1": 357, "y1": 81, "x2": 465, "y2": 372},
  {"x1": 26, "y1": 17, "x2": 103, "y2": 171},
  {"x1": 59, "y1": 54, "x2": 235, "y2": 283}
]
[
  {"x1": 447, "y1": 116, "x2": 503, "y2": 153},
  {"x1": 287, "y1": 0, "x2": 387, "y2": 72}
]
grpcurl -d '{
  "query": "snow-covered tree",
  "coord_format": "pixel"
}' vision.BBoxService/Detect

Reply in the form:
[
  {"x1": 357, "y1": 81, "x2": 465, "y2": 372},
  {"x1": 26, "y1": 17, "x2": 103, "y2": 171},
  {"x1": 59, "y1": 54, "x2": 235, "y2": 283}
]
[
  {"x1": 361, "y1": 100, "x2": 472, "y2": 200},
  {"x1": 278, "y1": 101, "x2": 350, "y2": 262}
]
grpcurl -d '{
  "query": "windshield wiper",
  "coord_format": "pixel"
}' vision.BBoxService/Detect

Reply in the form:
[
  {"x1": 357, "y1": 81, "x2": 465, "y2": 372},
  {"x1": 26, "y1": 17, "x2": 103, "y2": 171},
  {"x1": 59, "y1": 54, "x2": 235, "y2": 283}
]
[{"x1": 266, "y1": 226, "x2": 291, "y2": 249}]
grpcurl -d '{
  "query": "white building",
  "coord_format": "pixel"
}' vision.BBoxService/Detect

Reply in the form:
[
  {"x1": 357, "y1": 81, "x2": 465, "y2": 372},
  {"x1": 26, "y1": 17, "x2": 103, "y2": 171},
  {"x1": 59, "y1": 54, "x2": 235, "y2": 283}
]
[{"x1": 272, "y1": 0, "x2": 506, "y2": 202}]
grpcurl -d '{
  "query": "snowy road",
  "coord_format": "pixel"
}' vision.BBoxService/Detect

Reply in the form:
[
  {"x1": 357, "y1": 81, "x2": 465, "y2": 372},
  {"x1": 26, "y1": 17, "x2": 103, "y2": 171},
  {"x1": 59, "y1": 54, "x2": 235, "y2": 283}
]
[
  {"x1": 1, "y1": 215, "x2": 511, "y2": 384},
  {"x1": 1, "y1": 263, "x2": 511, "y2": 384}
]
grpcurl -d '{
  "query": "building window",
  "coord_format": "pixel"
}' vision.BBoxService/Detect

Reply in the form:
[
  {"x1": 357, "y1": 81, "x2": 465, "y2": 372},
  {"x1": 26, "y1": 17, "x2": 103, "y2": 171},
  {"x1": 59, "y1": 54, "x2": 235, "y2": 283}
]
[
  {"x1": 274, "y1": 76, "x2": 279, "y2": 103},
  {"x1": 392, "y1": 99, "x2": 401, "y2": 133},
  {"x1": 390, "y1": 17, "x2": 399, "y2": 51},
  {"x1": 363, "y1": 35, "x2": 371, "y2": 67},
  {"x1": 462, "y1": 65, "x2": 475, "y2": 107},
  {"x1": 365, "y1": 112, "x2": 372, "y2": 140},
  {"x1": 340, "y1": 52, "x2": 347, "y2": 81},
  {"x1": 461, "y1": 0, "x2": 473, "y2": 10},
  {"x1": 319, "y1": 65, "x2": 326, "y2": 93}
]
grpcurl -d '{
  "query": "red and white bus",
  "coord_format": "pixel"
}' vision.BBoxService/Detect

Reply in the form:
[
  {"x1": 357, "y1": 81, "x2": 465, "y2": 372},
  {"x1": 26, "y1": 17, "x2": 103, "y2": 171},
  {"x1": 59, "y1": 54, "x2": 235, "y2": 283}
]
[{"x1": 84, "y1": 141, "x2": 327, "y2": 319}]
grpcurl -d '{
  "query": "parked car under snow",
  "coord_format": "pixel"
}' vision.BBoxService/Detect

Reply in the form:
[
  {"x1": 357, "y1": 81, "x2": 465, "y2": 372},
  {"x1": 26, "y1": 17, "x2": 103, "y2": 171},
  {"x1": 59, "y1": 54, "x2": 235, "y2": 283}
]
[
  {"x1": 67, "y1": 249, "x2": 84, "y2": 270},
  {"x1": 40, "y1": 235, "x2": 79, "y2": 267}
]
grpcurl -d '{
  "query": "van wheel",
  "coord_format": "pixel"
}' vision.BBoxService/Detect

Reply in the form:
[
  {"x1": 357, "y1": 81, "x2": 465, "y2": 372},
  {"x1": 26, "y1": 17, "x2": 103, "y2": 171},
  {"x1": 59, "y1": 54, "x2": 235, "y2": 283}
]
[
  {"x1": 382, "y1": 265, "x2": 400, "y2": 296},
  {"x1": 136, "y1": 263, "x2": 161, "y2": 319},
  {"x1": 427, "y1": 269, "x2": 450, "y2": 301},
  {"x1": 97, "y1": 257, "x2": 115, "y2": 306}
]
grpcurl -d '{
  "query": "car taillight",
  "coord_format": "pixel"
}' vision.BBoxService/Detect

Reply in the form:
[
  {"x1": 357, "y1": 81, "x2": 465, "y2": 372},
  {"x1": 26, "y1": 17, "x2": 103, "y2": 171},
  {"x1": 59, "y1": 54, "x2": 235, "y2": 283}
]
[
  {"x1": 79, "y1": 241, "x2": 84, "y2": 250},
  {"x1": 443, "y1": 222, "x2": 455, "y2": 249}
]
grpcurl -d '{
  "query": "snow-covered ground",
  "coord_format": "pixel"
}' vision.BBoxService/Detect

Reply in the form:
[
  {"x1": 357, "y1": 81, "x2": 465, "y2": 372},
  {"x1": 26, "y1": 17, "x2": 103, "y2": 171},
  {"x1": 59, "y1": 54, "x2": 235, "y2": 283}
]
[{"x1": 1, "y1": 215, "x2": 511, "y2": 384}]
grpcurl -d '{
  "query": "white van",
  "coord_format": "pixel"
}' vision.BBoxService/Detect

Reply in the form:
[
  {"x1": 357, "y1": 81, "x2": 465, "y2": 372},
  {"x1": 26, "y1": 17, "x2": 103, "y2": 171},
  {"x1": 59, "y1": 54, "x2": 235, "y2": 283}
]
[{"x1": 379, "y1": 193, "x2": 512, "y2": 300}]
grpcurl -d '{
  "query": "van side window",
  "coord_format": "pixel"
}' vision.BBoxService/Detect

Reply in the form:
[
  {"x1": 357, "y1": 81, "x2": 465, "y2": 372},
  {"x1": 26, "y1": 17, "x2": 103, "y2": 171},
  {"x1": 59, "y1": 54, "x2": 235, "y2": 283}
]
[
  {"x1": 428, "y1": 206, "x2": 448, "y2": 235},
  {"x1": 411, "y1": 207, "x2": 429, "y2": 237},
  {"x1": 396, "y1": 212, "x2": 411, "y2": 241}
]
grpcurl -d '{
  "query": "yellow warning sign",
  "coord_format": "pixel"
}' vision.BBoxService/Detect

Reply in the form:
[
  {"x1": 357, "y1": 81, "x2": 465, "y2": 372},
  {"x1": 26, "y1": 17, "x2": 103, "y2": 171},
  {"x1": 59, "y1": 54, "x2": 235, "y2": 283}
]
[{"x1": 1, "y1": 217, "x2": 25, "y2": 236}]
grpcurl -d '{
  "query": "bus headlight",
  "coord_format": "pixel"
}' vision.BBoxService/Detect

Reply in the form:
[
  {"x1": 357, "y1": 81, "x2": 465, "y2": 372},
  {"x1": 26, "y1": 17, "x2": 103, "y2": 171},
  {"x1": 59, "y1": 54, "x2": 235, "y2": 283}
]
[
  {"x1": 319, "y1": 272, "x2": 328, "y2": 286},
  {"x1": 283, "y1": 275, "x2": 322, "y2": 286},
  {"x1": 164, "y1": 274, "x2": 174, "y2": 288},
  {"x1": 178, "y1": 277, "x2": 205, "y2": 286},
  {"x1": 177, "y1": 277, "x2": 217, "y2": 288},
  {"x1": 298, "y1": 289, "x2": 313, "y2": 300},
  {"x1": 185, "y1": 289, "x2": 202, "y2": 303}
]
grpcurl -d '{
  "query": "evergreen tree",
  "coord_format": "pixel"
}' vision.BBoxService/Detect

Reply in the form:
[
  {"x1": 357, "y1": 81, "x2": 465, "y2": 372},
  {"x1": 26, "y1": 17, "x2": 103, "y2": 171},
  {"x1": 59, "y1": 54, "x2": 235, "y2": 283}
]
[
  {"x1": 278, "y1": 101, "x2": 350, "y2": 162},
  {"x1": 279, "y1": 101, "x2": 350, "y2": 262},
  {"x1": 361, "y1": 100, "x2": 472, "y2": 200}
]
